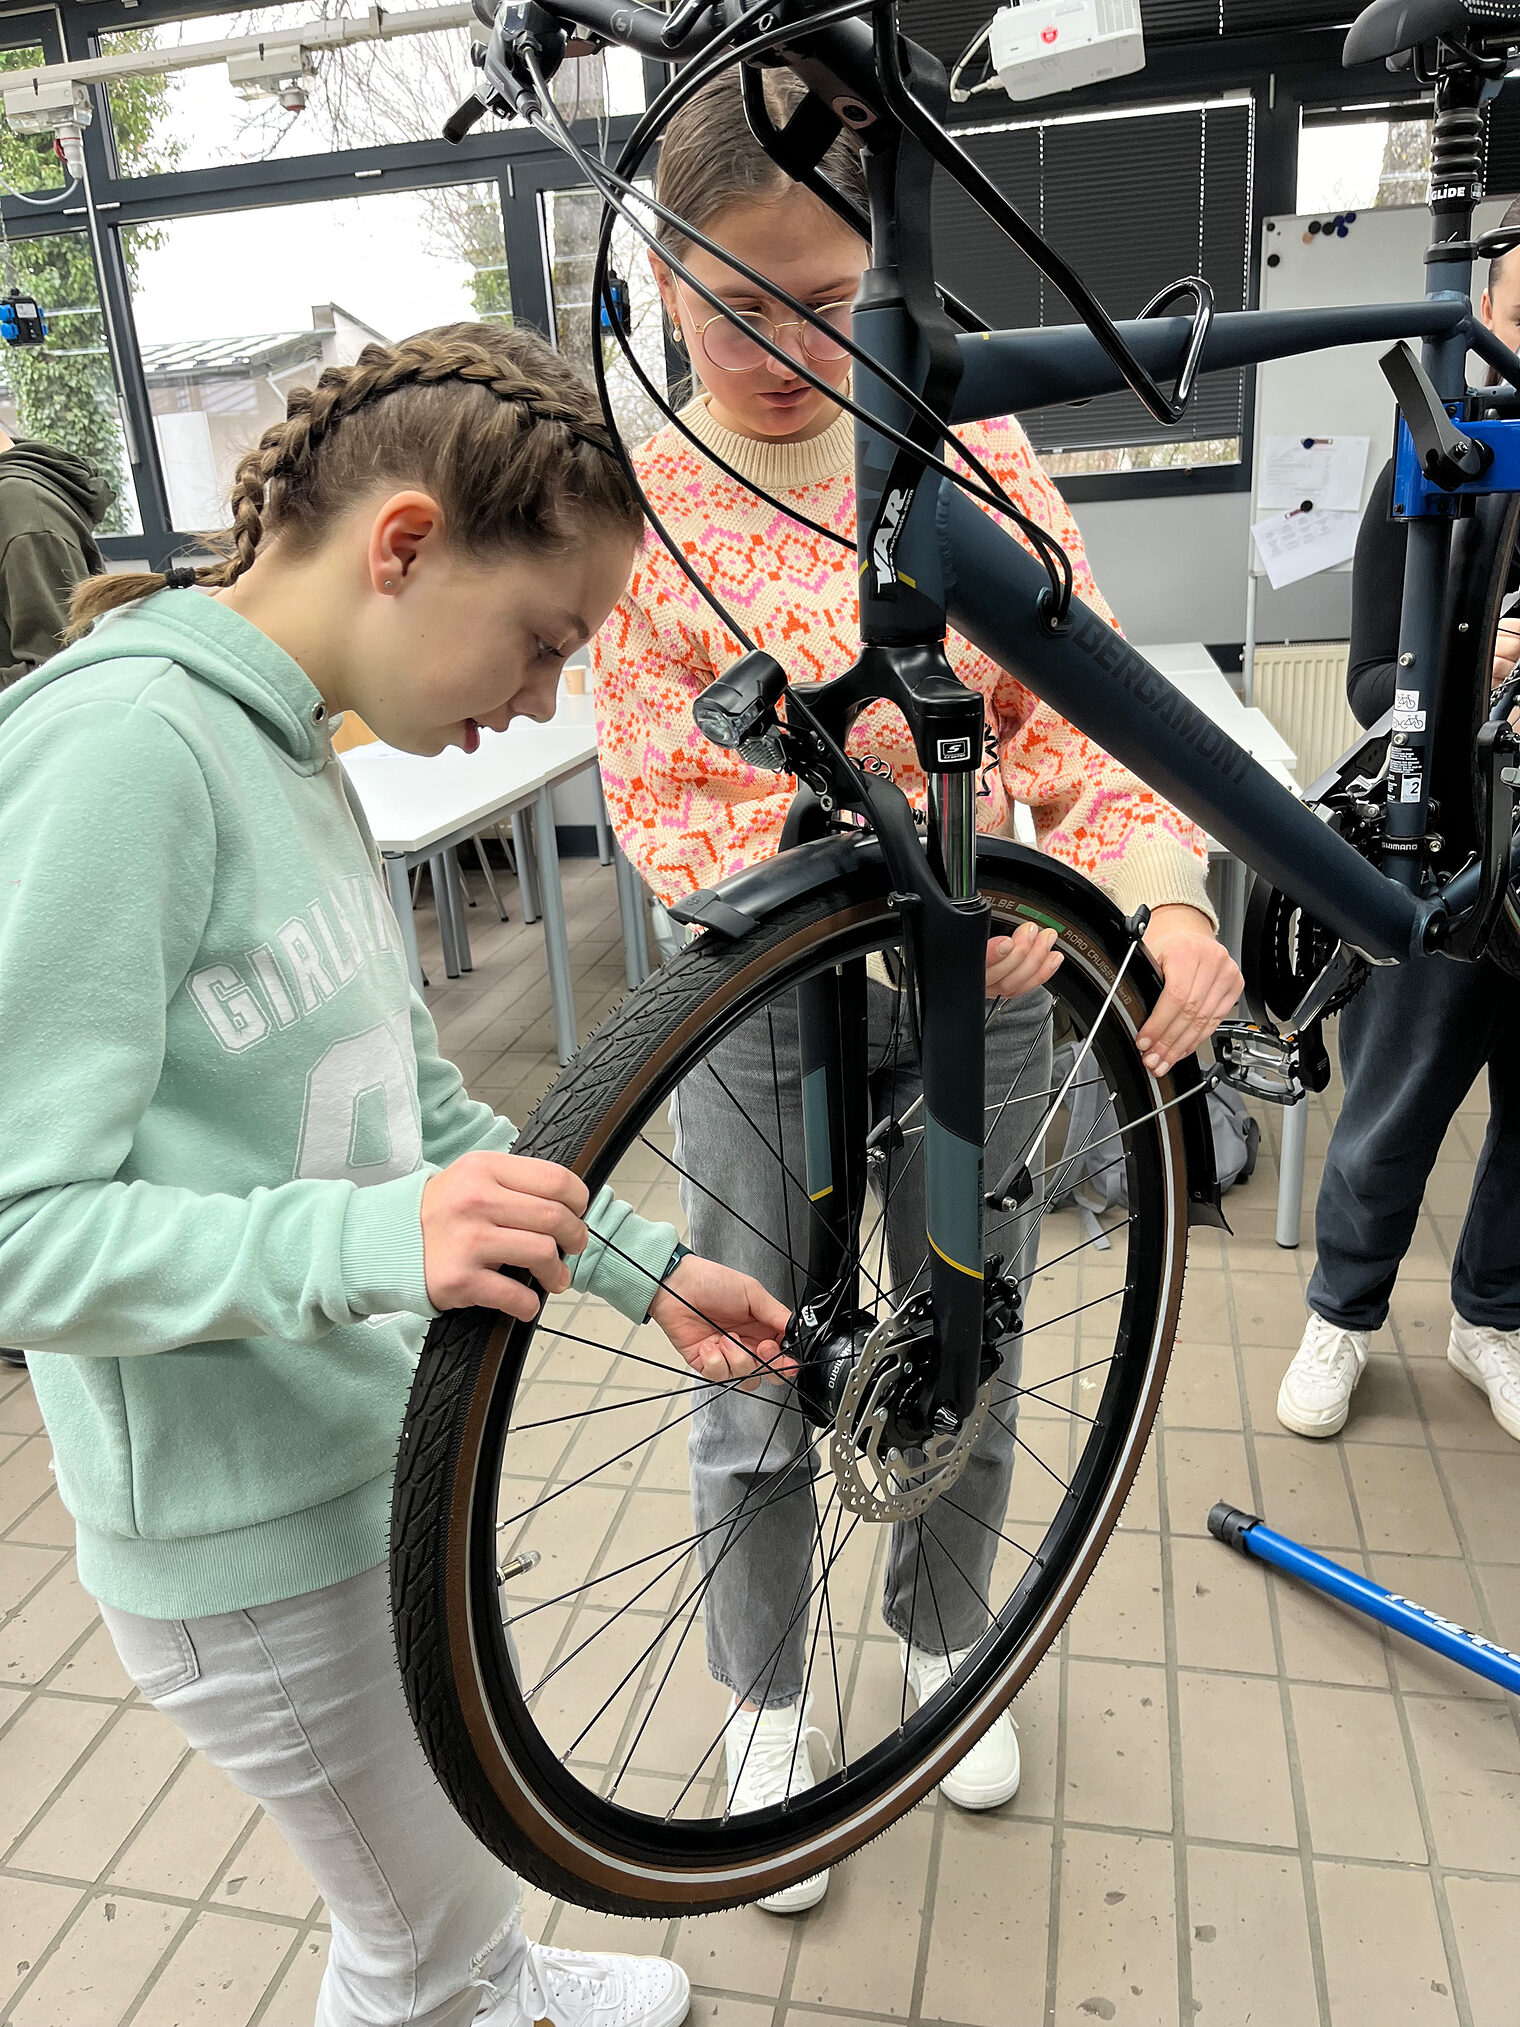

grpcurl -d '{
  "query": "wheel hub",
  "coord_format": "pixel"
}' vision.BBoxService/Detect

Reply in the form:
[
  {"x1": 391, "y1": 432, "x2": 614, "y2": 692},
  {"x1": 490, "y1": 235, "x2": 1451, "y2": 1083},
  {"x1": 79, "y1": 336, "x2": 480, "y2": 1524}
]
[{"x1": 829, "y1": 1307, "x2": 995, "y2": 1522}]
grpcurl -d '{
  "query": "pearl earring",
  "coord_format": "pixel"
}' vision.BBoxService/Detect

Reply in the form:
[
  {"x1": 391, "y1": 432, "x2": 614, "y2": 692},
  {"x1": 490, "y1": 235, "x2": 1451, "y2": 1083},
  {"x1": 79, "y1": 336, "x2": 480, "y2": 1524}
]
[
  {"x1": 384, "y1": 578, "x2": 395, "y2": 591},
  {"x1": 672, "y1": 326, "x2": 682, "y2": 344}
]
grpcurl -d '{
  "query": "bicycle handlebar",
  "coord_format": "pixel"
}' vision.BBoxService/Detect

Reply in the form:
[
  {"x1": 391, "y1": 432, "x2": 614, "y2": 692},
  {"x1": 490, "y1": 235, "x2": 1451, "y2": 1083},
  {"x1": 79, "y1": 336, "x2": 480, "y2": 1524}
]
[{"x1": 459, "y1": 0, "x2": 1215, "y2": 429}]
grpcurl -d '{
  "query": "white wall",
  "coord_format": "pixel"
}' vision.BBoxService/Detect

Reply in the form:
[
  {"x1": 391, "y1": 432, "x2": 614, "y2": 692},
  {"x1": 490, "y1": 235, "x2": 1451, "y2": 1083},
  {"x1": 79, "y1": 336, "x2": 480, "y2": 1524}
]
[{"x1": 1069, "y1": 489, "x2": 1353, "y2": 647}]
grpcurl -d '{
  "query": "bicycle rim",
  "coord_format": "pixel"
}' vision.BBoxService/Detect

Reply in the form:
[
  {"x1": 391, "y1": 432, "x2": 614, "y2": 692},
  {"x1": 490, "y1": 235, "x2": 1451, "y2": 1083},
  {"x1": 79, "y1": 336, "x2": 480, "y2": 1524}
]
[{"x1": 392, "y1": 858, "x2": 1191, "y2": 1913}]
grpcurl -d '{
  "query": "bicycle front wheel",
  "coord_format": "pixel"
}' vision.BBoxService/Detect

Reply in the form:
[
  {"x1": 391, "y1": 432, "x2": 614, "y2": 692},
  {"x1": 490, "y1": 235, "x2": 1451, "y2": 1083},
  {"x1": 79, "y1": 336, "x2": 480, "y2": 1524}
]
[{"x1": 392, "y1": 850, "x2": 1193, "y2": 1914}]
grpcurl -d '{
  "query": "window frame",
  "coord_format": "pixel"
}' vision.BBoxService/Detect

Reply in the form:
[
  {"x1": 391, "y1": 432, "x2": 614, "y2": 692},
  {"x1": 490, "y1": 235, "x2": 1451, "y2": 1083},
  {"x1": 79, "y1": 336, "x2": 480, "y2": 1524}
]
[{"x1": 0, "y1": 1, "x2": 1448, "y2": 548}]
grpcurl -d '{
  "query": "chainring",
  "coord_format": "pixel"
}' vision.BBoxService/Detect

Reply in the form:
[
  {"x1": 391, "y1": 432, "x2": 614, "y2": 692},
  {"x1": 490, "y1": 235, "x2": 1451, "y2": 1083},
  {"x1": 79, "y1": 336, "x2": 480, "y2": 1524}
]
[{"x1": 1241, "y1": 872, "x2": 1366, "y2": 1029}]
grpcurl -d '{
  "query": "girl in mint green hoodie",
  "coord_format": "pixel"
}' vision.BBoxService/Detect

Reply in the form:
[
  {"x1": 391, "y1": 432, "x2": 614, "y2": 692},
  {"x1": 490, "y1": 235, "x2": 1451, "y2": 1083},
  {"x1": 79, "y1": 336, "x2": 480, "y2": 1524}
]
[{"x1": 0, "y1": 323, "x2": 788, "y2": 2027}]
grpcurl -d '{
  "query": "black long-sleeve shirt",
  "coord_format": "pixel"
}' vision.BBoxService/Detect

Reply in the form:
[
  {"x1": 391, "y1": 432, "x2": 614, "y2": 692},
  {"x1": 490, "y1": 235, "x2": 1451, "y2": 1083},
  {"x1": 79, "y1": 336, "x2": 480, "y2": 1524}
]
[
  {"x1": 1347, "y1": 458, "x2": 1408, "y2": 730},
  {"x1": 1348, "y1": 454, "x2": 1520, "y2": 730}
]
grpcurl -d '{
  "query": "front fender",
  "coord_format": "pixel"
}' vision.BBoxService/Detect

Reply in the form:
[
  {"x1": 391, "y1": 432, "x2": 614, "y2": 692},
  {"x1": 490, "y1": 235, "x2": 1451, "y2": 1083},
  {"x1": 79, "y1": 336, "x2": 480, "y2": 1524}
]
[{"x1": 667, "y1": 834, "x2": 1224, "y2": 1230}]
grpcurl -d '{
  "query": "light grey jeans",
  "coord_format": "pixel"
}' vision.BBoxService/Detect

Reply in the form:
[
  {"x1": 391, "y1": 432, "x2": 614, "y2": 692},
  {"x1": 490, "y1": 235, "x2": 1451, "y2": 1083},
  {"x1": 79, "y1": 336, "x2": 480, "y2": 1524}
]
[
  {"x1": 672, "y1": 979, "x2": 1052, "y2": 1708},
  {"x1": 101, "y1": 1561, "x2": 528, "y2": 2027}
]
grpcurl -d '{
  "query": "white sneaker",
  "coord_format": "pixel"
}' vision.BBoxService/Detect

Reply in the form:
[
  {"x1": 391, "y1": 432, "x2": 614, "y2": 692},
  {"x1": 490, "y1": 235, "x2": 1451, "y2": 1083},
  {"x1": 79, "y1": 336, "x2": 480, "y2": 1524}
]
[
  {"x1": 901, "y1": 1641, "x2": 1021, "y2": 1810},
  {"x1": 723, "y1": 1697, "x2": 829, "y2": 1914},
  {"x1": 514, "y1": 1942, "x2": 689, "y2": 2027},
  {"x1": 1448, "y1": 1315, "x2": 1520, "y2": 1442},
  {"x1": 1276, "y1": 1314, "x2": 1370, "y2": 1438}
]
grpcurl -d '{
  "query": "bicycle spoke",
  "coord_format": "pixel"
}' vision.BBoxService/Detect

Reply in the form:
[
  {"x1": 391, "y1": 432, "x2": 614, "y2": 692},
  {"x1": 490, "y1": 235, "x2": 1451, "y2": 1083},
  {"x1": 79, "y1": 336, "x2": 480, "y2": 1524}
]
[
  {"x1": 933, "y1": 1491, "x2": 1042, "y2": 1565},
  {"x1": 915, "y1": 1517, "x2": 956, "y2": 1677},
  {"x1": 730, "y1": 1470, "x2": 847, "y2": 1790},
  {"x1": 988, "y1": 1407, "x2": 1074, "y2": 1494},
  {"x1": 509, "y1": 1411, "x2": 820, "y2": 1627},
  {"x1": 637, "y1": 1131, "x2": 814, "y2": 1290},
  {"x1": 498, "y1": 1355, "x2": 800, "y2": 1536},
  {"x1": 1025, "y1": 1219, "x2": 1133, "y2": 1282},
  {"x1": 550, "y1": 1394, "x2": 812, "y2": 1752},
  {"x1": 919, "y1": 1512, "x2": 1001, "y2": 1633},
  {"x1": 902, "y1": 1523, "x2": 926, "y2": 1728},
  {"x1": 593, "y1": 1225, "x2": 808, "y2": 1387},
  {"x1": 533, "y1": 1320, "x2": 797, "y2": 1402},
  {"x1": 702, "y1": 1057, "x2": 880, "y2": 1288},
  {"x1": 1017, "y1": 1287, "x2": 1130, "y2": 1343},
  {"x1": 683, "y1": 1506, "x2": 863, "y2": 1820},
  {"x1": 603, "y1": 1447, "x2": 819, "y2": 1802},
  {"x1": 806, "y1": 1464, "x2": 850, "y2": 1772}
]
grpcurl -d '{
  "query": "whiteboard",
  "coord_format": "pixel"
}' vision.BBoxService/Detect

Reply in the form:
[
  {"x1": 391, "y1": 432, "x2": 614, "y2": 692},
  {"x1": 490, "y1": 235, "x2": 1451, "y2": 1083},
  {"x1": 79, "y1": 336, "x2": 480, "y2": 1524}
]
[{"x1": 1254, "y1": 200, "x2": 1509, "y2": 527}]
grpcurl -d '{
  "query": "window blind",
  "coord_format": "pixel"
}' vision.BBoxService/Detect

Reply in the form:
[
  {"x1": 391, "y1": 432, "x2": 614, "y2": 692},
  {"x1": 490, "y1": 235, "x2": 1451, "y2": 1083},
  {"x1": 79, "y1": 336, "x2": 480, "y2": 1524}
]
[
  {"x1": 900, "y1": 0, "x2": 1356, "y2": 66},
  {"x1": 931, "y1": 99, "x2": 1254, "y2": 451}
]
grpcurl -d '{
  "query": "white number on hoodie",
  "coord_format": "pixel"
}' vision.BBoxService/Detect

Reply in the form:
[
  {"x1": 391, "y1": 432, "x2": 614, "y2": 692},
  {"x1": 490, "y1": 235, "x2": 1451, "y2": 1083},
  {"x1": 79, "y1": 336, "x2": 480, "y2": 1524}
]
[{"x1": 294, "y1": 1022, "x2": 422, "y2": 1184}]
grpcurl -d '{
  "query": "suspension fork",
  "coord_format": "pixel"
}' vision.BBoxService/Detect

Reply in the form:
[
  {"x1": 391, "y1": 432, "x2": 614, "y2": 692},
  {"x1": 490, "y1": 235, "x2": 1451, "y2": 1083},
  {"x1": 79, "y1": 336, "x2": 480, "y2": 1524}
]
[
  {"x1": 917, "y1": 770, "x2": 992, "y2": 1424},
  {"x1": 783, "y1": 765, "x2": 991, "y2": 1427}
]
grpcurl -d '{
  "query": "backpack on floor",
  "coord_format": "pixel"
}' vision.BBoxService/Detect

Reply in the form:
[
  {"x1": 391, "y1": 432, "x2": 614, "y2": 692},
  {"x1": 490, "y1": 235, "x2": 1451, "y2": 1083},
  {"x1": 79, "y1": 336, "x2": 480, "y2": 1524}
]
[{"x1": 1046, "y1": 1040, "x2": 1259, "y2": 1221}]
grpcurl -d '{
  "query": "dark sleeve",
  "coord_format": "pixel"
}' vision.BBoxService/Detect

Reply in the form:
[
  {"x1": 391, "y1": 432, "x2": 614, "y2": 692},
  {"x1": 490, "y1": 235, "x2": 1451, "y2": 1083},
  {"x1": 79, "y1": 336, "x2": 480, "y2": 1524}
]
[
  {"x1": 1346, "y1": 457, "x2": 1404, "y2": 729},
  {"x1": 0, "y1": 530, "x2": 90, "y2": 684}
]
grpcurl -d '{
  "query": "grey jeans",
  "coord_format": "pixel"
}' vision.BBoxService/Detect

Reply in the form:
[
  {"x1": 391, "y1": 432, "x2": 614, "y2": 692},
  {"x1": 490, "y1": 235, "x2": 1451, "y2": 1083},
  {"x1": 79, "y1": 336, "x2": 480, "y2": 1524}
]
[
  {"x1": 102, "y1": 1562, "x2": 528, "y2": 2027},
  {"x1": 672, "y1": 979, "x2": 1052, "y2": 1708}
]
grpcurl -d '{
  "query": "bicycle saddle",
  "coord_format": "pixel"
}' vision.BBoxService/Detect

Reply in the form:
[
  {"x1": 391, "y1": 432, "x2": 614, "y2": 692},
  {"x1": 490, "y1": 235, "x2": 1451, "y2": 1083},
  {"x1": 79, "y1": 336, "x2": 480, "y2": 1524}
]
[{"x1": 1345, "y1": 0, "x2": 1520, "y2": 63}]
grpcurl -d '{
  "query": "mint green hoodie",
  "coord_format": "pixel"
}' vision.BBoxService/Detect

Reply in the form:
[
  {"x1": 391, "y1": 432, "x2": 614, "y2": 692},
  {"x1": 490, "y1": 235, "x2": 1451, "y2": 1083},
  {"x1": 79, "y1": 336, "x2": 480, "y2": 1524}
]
[{"x1": 0, "y1": 590, "x2": 675, "y2": 1618}]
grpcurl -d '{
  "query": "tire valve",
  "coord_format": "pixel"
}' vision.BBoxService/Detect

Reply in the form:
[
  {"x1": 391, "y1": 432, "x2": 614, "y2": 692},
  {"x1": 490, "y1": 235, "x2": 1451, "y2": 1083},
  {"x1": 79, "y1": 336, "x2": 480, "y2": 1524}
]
[{"x1": 497, "y1": 1549, "x2": 542, "y2": 1585}]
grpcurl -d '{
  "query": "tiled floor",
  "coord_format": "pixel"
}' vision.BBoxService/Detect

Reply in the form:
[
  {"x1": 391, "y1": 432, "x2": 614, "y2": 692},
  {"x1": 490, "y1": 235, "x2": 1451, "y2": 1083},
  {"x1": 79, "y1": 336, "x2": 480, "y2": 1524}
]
[{"x1": 3, "y1": 852, "x2": 1519, "y2": 2027}]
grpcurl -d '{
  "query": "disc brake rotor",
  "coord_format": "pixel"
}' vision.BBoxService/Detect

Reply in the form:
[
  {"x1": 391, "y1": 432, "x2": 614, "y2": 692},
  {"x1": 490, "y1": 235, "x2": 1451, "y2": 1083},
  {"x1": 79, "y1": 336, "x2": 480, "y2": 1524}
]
[{"x1": 829, "y1": 1310, "x2": 994, "y2": 1522}]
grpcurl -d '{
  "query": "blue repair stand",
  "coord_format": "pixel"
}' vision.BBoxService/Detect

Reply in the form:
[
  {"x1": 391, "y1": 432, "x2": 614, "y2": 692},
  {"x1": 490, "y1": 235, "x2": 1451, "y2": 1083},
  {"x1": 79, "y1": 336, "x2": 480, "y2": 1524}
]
[{"x1": 1209, "y1": 1501, "x2": 1520, "y2": 1697}]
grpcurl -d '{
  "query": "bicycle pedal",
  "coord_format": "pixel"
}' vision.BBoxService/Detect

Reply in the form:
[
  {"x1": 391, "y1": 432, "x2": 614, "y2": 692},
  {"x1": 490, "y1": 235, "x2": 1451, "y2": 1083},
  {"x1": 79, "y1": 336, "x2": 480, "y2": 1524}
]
[{"x1": 1212, "y1": 1021, "x2": 1317, "y2": 1106}]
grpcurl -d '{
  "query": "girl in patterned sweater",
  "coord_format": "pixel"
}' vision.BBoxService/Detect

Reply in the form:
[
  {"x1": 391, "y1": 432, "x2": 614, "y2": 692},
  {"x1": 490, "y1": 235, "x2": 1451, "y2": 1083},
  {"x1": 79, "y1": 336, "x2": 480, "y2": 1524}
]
[{"x1": 590, "y1": 74, "x2": 1242, "y2": 1910}]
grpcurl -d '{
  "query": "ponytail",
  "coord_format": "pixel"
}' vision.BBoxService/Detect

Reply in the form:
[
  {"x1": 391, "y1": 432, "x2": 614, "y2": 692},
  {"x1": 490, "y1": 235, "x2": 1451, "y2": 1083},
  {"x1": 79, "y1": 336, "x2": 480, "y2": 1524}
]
[{"x1": 66, "y1": 322, "x2": 640, "y2": 643}]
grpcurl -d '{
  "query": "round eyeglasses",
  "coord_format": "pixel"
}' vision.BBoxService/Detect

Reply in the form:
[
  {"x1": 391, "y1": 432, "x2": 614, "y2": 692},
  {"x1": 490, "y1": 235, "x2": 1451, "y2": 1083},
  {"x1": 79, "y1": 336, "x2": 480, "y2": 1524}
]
[{"x1": 689, "y1": 299, "x2": 853, "y2": 374}]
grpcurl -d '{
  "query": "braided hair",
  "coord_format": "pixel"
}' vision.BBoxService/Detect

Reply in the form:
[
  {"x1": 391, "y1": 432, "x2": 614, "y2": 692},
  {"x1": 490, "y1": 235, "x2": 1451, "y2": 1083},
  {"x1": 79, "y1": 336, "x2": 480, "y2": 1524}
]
[{"x1": 68, "y1": 322, "x2": 641, "y2": 638}]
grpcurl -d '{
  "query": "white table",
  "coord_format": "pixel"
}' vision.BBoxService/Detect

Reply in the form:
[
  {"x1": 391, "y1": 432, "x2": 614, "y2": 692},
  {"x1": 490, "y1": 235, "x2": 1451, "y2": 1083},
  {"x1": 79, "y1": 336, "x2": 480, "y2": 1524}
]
[
  {"x1": 1137, "y1": 647, "x2": 1300, "y2": 953},
  {"x1": 1135, "y1": 646, "x2": 1311, "y2": 1248},
  {"x1": 340, "y1": 711, "x2": 646, "y2": 1065}
]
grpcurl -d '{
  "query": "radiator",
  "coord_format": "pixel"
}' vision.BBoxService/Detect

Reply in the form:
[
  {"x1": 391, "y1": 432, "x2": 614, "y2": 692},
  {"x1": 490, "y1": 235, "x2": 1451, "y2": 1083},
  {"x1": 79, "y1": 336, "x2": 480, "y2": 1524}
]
[{"x1": 1249, "y1": 642, "x2": 1359, "y2": 787}]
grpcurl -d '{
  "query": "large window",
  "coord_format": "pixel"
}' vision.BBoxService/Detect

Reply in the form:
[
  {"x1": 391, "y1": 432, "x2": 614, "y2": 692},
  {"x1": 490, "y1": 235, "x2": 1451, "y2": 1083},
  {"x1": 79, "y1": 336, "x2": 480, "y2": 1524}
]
[
  {"x1": 103, "y1": 8, "x2": 641, "y2": 176},
  {"x1": 0, "y1": 230, "x2": 140, "y2": 534},
  {"x1": 542, "y1": 186, "x2": 670, "y2": 448},
  {"x1": 932, "y1": 96, "x2": 1254, "y2": 476},
  {"x1": 123, "y1": 182, "x2": 507, "y2": 530},
  {"x1": 1297, "y1": 104, "x2": 1432, "y2": 212}
]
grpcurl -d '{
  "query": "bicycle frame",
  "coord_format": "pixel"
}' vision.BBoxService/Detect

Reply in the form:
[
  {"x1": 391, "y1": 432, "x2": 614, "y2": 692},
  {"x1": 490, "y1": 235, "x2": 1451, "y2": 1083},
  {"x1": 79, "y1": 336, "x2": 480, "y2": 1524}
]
[{"x1": 470, "y1": 0, "x2": 1520, "y2": 1439}]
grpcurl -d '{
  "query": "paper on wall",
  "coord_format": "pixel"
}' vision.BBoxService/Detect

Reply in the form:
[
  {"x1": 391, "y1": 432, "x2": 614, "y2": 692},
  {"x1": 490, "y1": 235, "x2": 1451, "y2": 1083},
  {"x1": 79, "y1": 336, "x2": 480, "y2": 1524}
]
[
  {"x1": 1258, "y1": 434, "x2": 1370, "y2": 514},
  {"x1": 1250, "y1": 506, "x2": 1362, "y2": 590}
]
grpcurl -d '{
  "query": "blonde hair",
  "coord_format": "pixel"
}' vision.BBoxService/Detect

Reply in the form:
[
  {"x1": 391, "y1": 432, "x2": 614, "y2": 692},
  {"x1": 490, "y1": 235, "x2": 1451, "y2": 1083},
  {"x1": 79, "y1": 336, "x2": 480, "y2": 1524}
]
[
  {"x1": 653, "y1": 71, "x2": 867, "y2": 262},
  {"x1": 68, "y1": 322, "x2": 640, "y2": 638}
]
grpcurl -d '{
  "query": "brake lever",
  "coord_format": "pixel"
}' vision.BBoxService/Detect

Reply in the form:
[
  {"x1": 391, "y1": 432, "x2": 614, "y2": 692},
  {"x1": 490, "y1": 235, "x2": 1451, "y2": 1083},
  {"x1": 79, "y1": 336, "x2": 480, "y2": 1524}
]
[{"x1": 443, "y1": 92, "x2": 489, "y2": 143}]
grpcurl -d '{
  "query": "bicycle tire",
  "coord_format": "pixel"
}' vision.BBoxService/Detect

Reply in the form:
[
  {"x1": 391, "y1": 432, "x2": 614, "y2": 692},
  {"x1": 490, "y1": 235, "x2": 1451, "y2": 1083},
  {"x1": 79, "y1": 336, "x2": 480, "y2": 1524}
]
[{"x1": 391, "y1": 851, "x2": 1192, "y2": 1915}]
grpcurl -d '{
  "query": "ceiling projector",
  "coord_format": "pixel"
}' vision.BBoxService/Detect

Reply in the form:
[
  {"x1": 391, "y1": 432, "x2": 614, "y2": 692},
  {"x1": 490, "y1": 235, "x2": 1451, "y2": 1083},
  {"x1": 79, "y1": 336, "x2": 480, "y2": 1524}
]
[{"x1": 963, "y1": 0, "x2": 1146, "y2": 103}]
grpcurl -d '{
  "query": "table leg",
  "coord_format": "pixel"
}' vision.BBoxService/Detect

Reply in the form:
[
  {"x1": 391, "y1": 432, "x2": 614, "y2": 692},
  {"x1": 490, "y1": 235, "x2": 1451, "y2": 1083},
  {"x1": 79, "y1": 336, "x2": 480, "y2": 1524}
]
[
  {"x1": 535, "y1": 783, "x2": 577, "y2": 1065},
  {"x1": 1276, "y1": 1096, "x2": 1309, "y2": 1249},
  {"x1": 443, "y1": 850, "x2": 473, "y2": 973},
  {"x1": 511, "y1": 810, "x2": 541, "y2": 924},
  {"x1": 612, "y1": 841, "x2": 649, "y2": 989},
  {"x1": 473, "y1": 835, "x2": 509, "y2": 921},
  {"x1": 385, "y1": 856, "x2": 426, "y2": 994},
  {"x1": 1220, "y1": 856, "x2": 1248, "y2": 966},
  {"x1": 430, "y1": 854, "x2": 461, "y2": 979},
  {"x1": 594, "y1": 774, "x2": 614, "y2": 868}
]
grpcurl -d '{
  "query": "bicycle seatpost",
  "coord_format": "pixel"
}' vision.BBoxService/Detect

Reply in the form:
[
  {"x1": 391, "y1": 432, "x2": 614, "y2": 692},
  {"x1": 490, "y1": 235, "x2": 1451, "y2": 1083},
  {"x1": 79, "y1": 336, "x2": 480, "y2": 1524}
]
[{"x1": 1386, "y1": 61, "x2": 1489, "y2": 888}]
